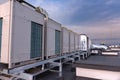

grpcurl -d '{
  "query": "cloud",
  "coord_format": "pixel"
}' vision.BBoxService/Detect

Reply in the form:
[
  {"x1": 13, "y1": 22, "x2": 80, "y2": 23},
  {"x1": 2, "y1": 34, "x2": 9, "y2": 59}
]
[
  {"x1": 26, "y1": 0, "x2": 120, "y2": 44},
  {"x1": 34, "y1": 0, "x2": 44, "y2": 6},
  {"x1": 106, "y1": 0, "x2": 114, "y2": 5},
  {"x1": 105, "y1": 0, "x2": 120, "y2": 5},
  {"x1": 26, "y1": 0, "x2": 83, "y2": 25},
  {"x1": 70, "y1": 16, "x2": 120, "y2": 40},
  {"x1": 26, "y1": 0, "x2": 120, "y2": 26}
]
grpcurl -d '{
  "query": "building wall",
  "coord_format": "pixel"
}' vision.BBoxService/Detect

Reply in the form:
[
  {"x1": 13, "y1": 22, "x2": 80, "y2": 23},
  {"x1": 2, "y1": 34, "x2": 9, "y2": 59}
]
[
  {"x1": 0, "y1": 1, "x2": 11, "y2": 63},
  {"x1": 46, "y1": 18, "x2": 61, "y2": 58},
  {"x1": 62, "y1": 27, "x2": 69, "y2": 54}
]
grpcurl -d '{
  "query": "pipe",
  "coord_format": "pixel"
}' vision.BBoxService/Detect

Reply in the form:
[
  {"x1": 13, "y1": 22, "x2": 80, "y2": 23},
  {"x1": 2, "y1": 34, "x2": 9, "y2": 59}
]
[{"x1": 8, "y1": 0, "x2": 14, "y2": 69}]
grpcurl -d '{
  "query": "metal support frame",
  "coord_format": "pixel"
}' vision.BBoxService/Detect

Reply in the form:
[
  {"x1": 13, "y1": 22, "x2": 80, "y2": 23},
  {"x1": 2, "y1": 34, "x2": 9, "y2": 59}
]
[
  {"x1": 79, "y1": 51, "x2": 88, "y2": 59},
  {"x1": 0, "y1": 51, "x2": 90, "y2": 80},
  {"x1": 74, "y1": 55, "x2": 80, "y2": 61}
]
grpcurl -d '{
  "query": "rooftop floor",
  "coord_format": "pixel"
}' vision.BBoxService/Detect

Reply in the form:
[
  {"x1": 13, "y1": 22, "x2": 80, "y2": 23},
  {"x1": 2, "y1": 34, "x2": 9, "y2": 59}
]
[
  {"x1": 78, "y1": 55, "x2": 120, "y2": 66},
  {"x1": 35, "y1": 64, "x2": 76, "y2": 80},
  {"x1": 35, "y1": 54, "x2": 120, "y2": 80},
  {"x1": 75, "y1": 55, "x2": 120, "y2": 71},
  {"x1": 75, "y1": 54, "x2": 120, "y2": 80}
]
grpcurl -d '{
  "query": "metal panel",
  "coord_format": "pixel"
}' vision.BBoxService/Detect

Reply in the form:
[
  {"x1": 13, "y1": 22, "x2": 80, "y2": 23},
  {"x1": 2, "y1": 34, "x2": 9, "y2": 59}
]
[
  {"x1": 11, "y1": 1, "x2": 45, "y2": 63},
  {"x1": 0, "y1": 1, "x2": 11, "y2": 63},
  {"x1": 75, "y1": 33, "x2": 79, "y2": 51},
  {"x1": 46, "y1": 18, "x2": 61, "y2": 58},
  {"x1": 88, "y1": 39, "x2": 91, "y2": 49},
  {"x1": 69, "y1": 31, "x2": 75, "y2": 52},
  {"x1": 30, "y1": 22, "x2": 43, "y2": 58},
  {"x1": 62, "y1": 27, "x2": 69, "y2": 54},
  {"x1": 77, "y1": 34, "x2": 80, "y2": 50},
  {"x1": 80, "y1": 34, "x2": 88, "y2": 51},
  {"x1": 0, "y1": 0, "x2": 45, "y2": 64}
]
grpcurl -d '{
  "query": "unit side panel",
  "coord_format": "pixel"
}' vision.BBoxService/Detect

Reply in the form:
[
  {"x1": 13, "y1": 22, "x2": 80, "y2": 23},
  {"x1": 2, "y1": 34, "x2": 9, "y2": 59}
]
[
  {"x1": 46, "y1": 18, "x2": 61, "y2": 58},
  {"x1": 0, "y1": 1, "x2": 11, "y2": 63},
  {"x1": 11, "y1": 1, "x2": 45, "y2": 63},
  {"x1": 70, "y1": 32, "x2": 75, "y2": 52},
  {"x1": 62, "y1": 28, "x2": 69, "y2": 53}
]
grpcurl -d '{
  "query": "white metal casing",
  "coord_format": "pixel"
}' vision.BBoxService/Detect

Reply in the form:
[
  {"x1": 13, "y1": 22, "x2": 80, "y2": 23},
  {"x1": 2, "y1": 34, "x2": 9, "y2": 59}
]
[
  {"x1": 88, "y1": 39, "x2": 92, "y2": 49},
  {"x1": 0, "y1": 0, "x2": 11, "y2": 63},
  {"x1": 69, "y1": 30, "x2": 75, "y2": 52},
  {"x1": 46, "y1": 18, "x2": 61, "y2": 58},
  {"x1": 61, "y1": 27, "x2": 70, "y2": 54},
  {"x1": 75, "y1": 33, "x2": 80, "y2": 51},
  {"x1": 0, "y1": 0, "x2": 45, "y2": 67},
  {"x1": 80, "y1": 34, "x2": 88, "y2": 51}
]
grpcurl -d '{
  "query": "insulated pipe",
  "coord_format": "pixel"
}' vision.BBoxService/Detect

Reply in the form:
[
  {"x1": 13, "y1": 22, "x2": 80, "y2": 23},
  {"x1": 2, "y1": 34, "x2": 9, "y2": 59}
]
[{"x1": 8, "y1": 0, "x2": 14, "y2": 69}]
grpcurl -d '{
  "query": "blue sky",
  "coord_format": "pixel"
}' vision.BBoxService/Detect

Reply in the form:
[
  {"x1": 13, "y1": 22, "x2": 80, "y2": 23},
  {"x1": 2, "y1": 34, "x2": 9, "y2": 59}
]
[{"x1": 26, "y1": 0, "x2": 120, "y2": 44}]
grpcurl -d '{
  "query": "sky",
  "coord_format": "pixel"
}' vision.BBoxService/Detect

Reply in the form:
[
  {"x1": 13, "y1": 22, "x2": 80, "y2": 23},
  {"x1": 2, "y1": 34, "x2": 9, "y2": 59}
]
[{"x1": 18, "y1": 0, "x2": 120, "y2": 44}]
